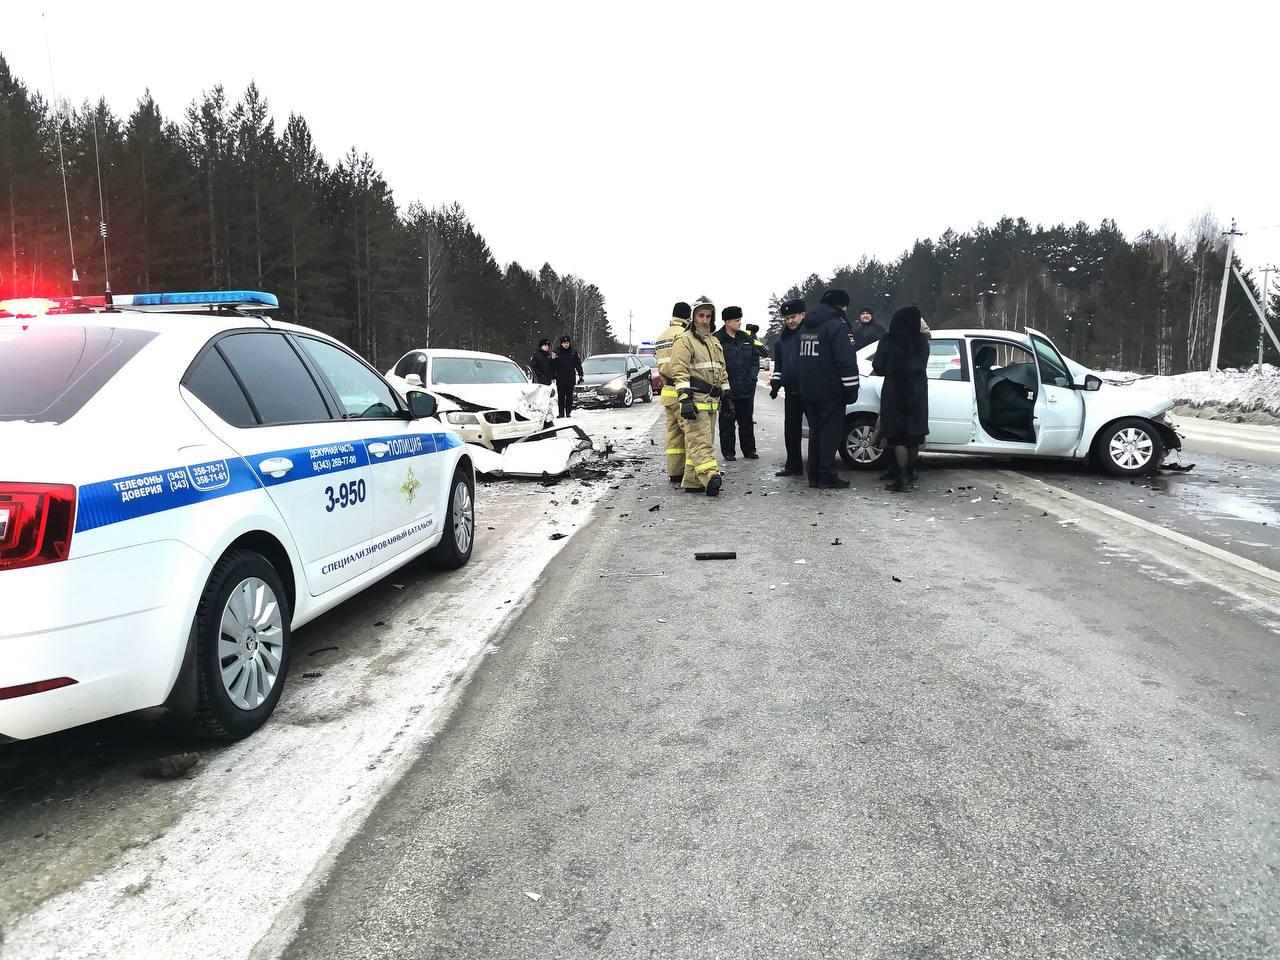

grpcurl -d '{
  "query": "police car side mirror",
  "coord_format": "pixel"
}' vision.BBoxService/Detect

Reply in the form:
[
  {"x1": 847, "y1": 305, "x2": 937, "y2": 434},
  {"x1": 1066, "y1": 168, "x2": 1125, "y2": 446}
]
[
  {"x1": 1083, "y1": 375, "x2": 1102, "y2": 392},
  {"x1": 407, "y1": 390, "x2": 438, "y2": 419}
]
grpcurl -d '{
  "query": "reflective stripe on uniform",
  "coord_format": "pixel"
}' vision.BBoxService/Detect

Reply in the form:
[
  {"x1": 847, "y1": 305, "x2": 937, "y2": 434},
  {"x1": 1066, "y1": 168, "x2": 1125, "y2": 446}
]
[
  {"x1": 666, "y1": 447, "x2": 685, "y2": 455},
  {"x1": 661, "y1": 387, "x2": 679, "y2": 397},
  {"x1": 693, "y1": 459, "x2": 718, "y2": 474},
  {"x1": 692, "y1": 361, "x2": 719, "y2": 369},
  {"x1": 693, "y1": 401, "x2": 720, "y2": 411}
]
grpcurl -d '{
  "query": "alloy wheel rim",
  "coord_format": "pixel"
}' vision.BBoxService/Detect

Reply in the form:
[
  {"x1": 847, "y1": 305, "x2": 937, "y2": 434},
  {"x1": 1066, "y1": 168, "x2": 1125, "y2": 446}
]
[
  {"x1": 453, "y1": 481, "x2": 474, "y2": 554},
  {"x1": 623, "y1": 387, "x2": 633, "y2": 406},
  {"x1": 846, "y1": 425, "x2": 879, "y2": 463},
  {"x1": 219, "y1": 577, "x2": 283, "y2": 711},
  {"x1": 1109, "y1": 426, "x2": 1154, "y2": 470}
]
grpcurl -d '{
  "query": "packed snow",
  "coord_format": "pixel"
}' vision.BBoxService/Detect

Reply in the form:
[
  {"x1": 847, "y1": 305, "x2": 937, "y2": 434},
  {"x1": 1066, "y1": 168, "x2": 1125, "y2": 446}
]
[{"x1": 1099, "y1": 364, "x2": 1280, "y2": 421}]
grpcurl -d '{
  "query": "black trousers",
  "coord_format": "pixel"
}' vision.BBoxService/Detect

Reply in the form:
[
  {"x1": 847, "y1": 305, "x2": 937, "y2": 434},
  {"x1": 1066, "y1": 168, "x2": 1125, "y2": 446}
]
[
  {"x1": 718, "y1": 392, "x2": 756, "y2": 457},
  {"x1": 556, "y1": 382, "x2": 575, "y2": 418},
  {"x1": 783, "y1": 389, "x2": 804, "y2": 472},
  {"x1": 804, "y1": 398, "x2": 844, "y2": 486}
]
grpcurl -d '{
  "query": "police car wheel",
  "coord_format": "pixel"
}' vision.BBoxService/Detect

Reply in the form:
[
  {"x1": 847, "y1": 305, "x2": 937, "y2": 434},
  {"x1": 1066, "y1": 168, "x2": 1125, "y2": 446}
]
[
  {"x1": 840, "y1": 414, "x2": 889, "y2": 470},
  {"x1": 192, "y1": 550, "x2": 292, "y2": 742},
  {"x1": 428, "y1": 466, "x2": 475, "y2": 570}
]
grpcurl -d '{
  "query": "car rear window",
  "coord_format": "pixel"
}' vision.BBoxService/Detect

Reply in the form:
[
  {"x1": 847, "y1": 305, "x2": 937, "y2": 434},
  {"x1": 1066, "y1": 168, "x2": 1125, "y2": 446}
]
[
  {"x1": 431, "y1": 357, "x2": 526, "y2": 384},
  {"x1": 0, "y1": 324, "x2": 157, "y2": 423},
  {"x1": 184, "y1": 348, "x2": 258, "y2": 427}
]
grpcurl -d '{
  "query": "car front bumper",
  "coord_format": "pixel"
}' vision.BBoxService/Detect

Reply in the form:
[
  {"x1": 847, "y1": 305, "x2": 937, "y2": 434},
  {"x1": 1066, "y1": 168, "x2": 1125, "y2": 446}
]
[{"x1": 574, "y1": 389, "x2": 627, "y2": 407}]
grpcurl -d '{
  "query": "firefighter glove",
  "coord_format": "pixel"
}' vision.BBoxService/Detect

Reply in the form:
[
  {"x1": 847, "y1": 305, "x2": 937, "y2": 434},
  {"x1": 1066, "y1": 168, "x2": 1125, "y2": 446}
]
[{"x1": 679, "y1": 390, "x2": 697, "y2": 420}]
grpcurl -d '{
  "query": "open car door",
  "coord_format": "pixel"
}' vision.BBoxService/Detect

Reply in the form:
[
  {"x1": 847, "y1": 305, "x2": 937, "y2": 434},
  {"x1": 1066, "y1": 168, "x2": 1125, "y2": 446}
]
[{"x1": 1026, "y1": 328, "x2": 1086, "y2": 456}]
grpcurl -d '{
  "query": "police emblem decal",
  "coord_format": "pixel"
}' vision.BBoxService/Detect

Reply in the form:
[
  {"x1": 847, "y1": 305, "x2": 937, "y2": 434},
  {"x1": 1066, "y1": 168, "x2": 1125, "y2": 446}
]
[{"x1": 400, "y1": 467, "x2": 422, "y2": 503}]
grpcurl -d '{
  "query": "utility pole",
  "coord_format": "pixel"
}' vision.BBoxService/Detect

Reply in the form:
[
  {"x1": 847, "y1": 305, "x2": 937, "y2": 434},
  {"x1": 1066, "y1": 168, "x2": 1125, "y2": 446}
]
[
  {"x1": 1259, "y1": 265, "x2": 1277, "y2": 367},
  {"x1": 1210, "y1": 218, "x2": 1244, "y2": 373},
  {"x1": 628, "y1": 310, "x2": 633, "y2": 352}
]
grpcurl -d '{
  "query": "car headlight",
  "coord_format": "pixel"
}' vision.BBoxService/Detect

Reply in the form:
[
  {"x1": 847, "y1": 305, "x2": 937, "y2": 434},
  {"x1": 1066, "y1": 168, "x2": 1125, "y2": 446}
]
[
  {"x1": 604, "y1": 377, "x2": 625, "y2": 391},
  {"x1": 446, "y1": 412, "x2": 479, "y2": 425}
]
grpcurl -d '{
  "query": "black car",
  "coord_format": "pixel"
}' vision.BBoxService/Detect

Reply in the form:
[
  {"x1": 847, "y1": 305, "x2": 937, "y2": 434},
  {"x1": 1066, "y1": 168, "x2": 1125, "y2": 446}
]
[{"x1": 574, "y1": 353, "x2": 654, "y2": 408}]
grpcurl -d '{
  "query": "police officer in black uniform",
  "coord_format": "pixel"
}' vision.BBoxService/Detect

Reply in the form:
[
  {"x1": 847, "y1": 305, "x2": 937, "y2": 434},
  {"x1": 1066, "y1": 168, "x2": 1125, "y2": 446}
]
[
  {"x1": 769, "y1": 298, "x2": 806, "y2": 476},
  {"x1": 797, "y1": 289, "x2": 860, "y2": 489}
]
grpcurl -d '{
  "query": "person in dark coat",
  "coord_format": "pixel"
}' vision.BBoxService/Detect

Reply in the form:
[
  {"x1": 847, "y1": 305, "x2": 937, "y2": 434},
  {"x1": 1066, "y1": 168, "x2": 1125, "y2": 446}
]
[
  {"x1": 768, "y1": 298, "x2": 806, "y2": 476},
  {"x1": 872, "y1": 305, "x2": 931, "y2": 491},
  {"x1": 529, "y1": 339, "x2": 555, "y2": 386},
  {"x1": 797, "y1": 289, "x2": 860, "y2": 489},
  {"x1": 551, "y1": 335, "x2": 584, "y2": 418},
  {"x1": 851, "y1": 306, "x2": 887, "y2": 354},
  {"x1": 713, "y1": 306, "x2": 766, "y2": 460}
]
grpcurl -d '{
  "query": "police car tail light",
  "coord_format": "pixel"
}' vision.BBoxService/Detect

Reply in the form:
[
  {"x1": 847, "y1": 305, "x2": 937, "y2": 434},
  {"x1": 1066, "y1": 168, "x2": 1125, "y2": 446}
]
[{"x1": 0, "y1": 484, "x2": 76, "y2": 572}]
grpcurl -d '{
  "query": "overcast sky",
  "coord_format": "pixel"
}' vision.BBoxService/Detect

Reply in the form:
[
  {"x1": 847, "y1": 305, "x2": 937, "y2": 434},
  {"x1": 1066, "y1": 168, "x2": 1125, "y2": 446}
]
[{"x1": 7, "y1": 0, "x2": 1280, "y2": 344}]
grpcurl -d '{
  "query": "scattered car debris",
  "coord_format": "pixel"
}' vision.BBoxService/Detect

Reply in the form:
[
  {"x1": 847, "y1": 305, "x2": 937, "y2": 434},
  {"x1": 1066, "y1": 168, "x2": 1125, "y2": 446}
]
[
  {"x1": 648, "y1": 504, "x2": 661, "y2": 512},
  {"x1": 309, "y1": 646, "x2": 340, "y2": 656},
  {"x1": 302, "y1": 671, "x2": 323, "y2": 679},
  {"x1": 524, "y1": 891, "x2": 542, "y2": 902},
  {"x1": 695, "y1": 551, "x2": 737, "y2": 561},
  {"x1": 549, "y1": 533, "x2": 568, "y2": 541},
  {"x1": 831, "y1": 538, "x2": 842, "y2": 546},
  {"x1": 891, "y1": 575, "x2": 902, "y2": 583}
]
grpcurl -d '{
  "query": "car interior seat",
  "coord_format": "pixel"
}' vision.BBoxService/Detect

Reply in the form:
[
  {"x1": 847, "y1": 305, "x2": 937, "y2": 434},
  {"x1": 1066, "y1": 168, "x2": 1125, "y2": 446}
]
[{"x1": 973, "y1": 345, "x2": 996, "y2": 425}]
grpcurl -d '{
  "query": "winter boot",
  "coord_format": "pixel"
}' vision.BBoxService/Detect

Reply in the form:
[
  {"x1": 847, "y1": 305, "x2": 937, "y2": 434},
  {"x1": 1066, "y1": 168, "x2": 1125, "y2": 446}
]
[{"x1": 705, "y1": 475, "x2": 723, "y2": 497}]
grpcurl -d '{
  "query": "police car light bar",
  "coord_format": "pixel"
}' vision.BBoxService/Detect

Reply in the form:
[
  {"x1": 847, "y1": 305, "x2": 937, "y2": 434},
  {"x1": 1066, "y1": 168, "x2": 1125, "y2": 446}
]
[
  {"x1": 0, "y1": 298, "x2": 60, "y2": 318},
  {"x1": 113, "y1": 290, "x2": 280, "y2": 312}
]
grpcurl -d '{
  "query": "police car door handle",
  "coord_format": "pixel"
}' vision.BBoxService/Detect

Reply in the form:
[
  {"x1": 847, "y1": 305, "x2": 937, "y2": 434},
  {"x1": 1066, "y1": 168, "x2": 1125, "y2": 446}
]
[
  {"x1": 258, "y1": 457, "x2": 294, "y2": 478},
  {"x1": 368, "y1": 442, "x2": 390, "y2": 458}
]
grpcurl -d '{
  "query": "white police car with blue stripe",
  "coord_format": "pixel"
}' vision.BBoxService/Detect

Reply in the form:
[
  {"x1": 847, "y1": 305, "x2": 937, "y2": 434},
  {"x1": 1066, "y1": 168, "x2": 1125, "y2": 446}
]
[{"x1": 0, "y1": 291, "x2": 475, "y2": 742}]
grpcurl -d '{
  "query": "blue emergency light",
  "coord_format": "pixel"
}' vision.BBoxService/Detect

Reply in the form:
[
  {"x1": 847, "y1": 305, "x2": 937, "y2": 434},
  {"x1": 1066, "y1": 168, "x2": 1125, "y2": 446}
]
[{"x1": 114, "y1": 290, "x2": 279, "y2": 311}]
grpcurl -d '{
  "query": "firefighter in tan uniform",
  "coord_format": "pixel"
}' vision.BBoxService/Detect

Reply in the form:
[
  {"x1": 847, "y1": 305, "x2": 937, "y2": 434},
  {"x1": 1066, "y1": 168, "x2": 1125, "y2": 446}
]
[
  {"x1": 653, "y1": 301, "x2": 693, "y2": 482},
  {"x1": 669, "y1": 297, "x2": 731, "y2": 496}
]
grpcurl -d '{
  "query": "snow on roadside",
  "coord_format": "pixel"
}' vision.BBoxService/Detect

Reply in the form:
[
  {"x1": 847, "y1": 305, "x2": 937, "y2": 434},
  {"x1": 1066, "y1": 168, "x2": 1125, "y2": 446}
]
[
  {"x1": 3, "y1": 404, "x2": 661, "y2": 960},
  {"x1": 1097, "y1": 364, "x2": 1280, "y2": 420}
]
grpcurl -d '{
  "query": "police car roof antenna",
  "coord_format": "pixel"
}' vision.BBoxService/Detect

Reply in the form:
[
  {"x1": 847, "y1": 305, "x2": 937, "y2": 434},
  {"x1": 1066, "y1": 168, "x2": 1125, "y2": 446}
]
[
  {"x1": 90, "y1": 111, "x2": 114, "y2": 309},
  {"x1": 43, "y1": 10, "x2": 81, "y2": 304}
]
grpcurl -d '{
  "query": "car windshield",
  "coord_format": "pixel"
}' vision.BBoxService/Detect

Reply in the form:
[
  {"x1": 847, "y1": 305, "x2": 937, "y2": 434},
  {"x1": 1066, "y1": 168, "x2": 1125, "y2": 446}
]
[
  {"x1": 641, "y1": 356, "x2": 658, "y2": 368},
  {"x1": 583, "y1": 357, "x2": 626, "y2": 375},
  {"x1": 431, "y1": 357, "x2": 526, "y2": 385},
  {"x1": 0, "y1": 324, "x2": 157, "y2": 423}
]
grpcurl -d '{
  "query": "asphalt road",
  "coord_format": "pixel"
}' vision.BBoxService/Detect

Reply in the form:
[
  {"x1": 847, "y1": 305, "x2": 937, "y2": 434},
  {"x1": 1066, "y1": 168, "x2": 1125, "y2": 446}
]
[
  {"x1": 1000, "y1": 416, "x2": 1280, "y2": 574},
  {"x1": 280, "y1": 389, "x2": 1280, "y2": 960}
]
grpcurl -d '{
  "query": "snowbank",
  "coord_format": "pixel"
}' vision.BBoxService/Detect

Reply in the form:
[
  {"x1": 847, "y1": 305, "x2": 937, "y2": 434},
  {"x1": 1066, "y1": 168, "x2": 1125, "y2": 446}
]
[{"x1": 1099, "y1": 365, "x2": 1280, "y2": 422}]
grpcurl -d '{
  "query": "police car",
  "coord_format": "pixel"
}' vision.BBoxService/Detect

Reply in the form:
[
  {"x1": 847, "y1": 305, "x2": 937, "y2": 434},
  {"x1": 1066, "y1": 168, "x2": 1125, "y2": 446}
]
[{"x1": 0, "y1": 291, "x2": 475, "y2": 743}]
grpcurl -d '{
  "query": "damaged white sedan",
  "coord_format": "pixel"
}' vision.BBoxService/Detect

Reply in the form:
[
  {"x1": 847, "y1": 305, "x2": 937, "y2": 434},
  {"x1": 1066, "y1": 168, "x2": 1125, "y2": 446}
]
[
  {"x1": 386, "y1": 349, "x2": 557, "y2": 449},
  {"x1": 386, "y1": 348, "x2": 593, "y2": 478},
  {"x1": 842, "y1": 327, "x2": 1186, "y2": 477}
]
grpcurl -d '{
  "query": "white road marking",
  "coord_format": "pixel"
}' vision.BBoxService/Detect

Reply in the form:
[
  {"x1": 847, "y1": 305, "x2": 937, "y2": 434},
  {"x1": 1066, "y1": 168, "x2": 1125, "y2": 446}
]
[{"x1": 999, "y1": 470, "x2": 1280, "y2": 591}]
